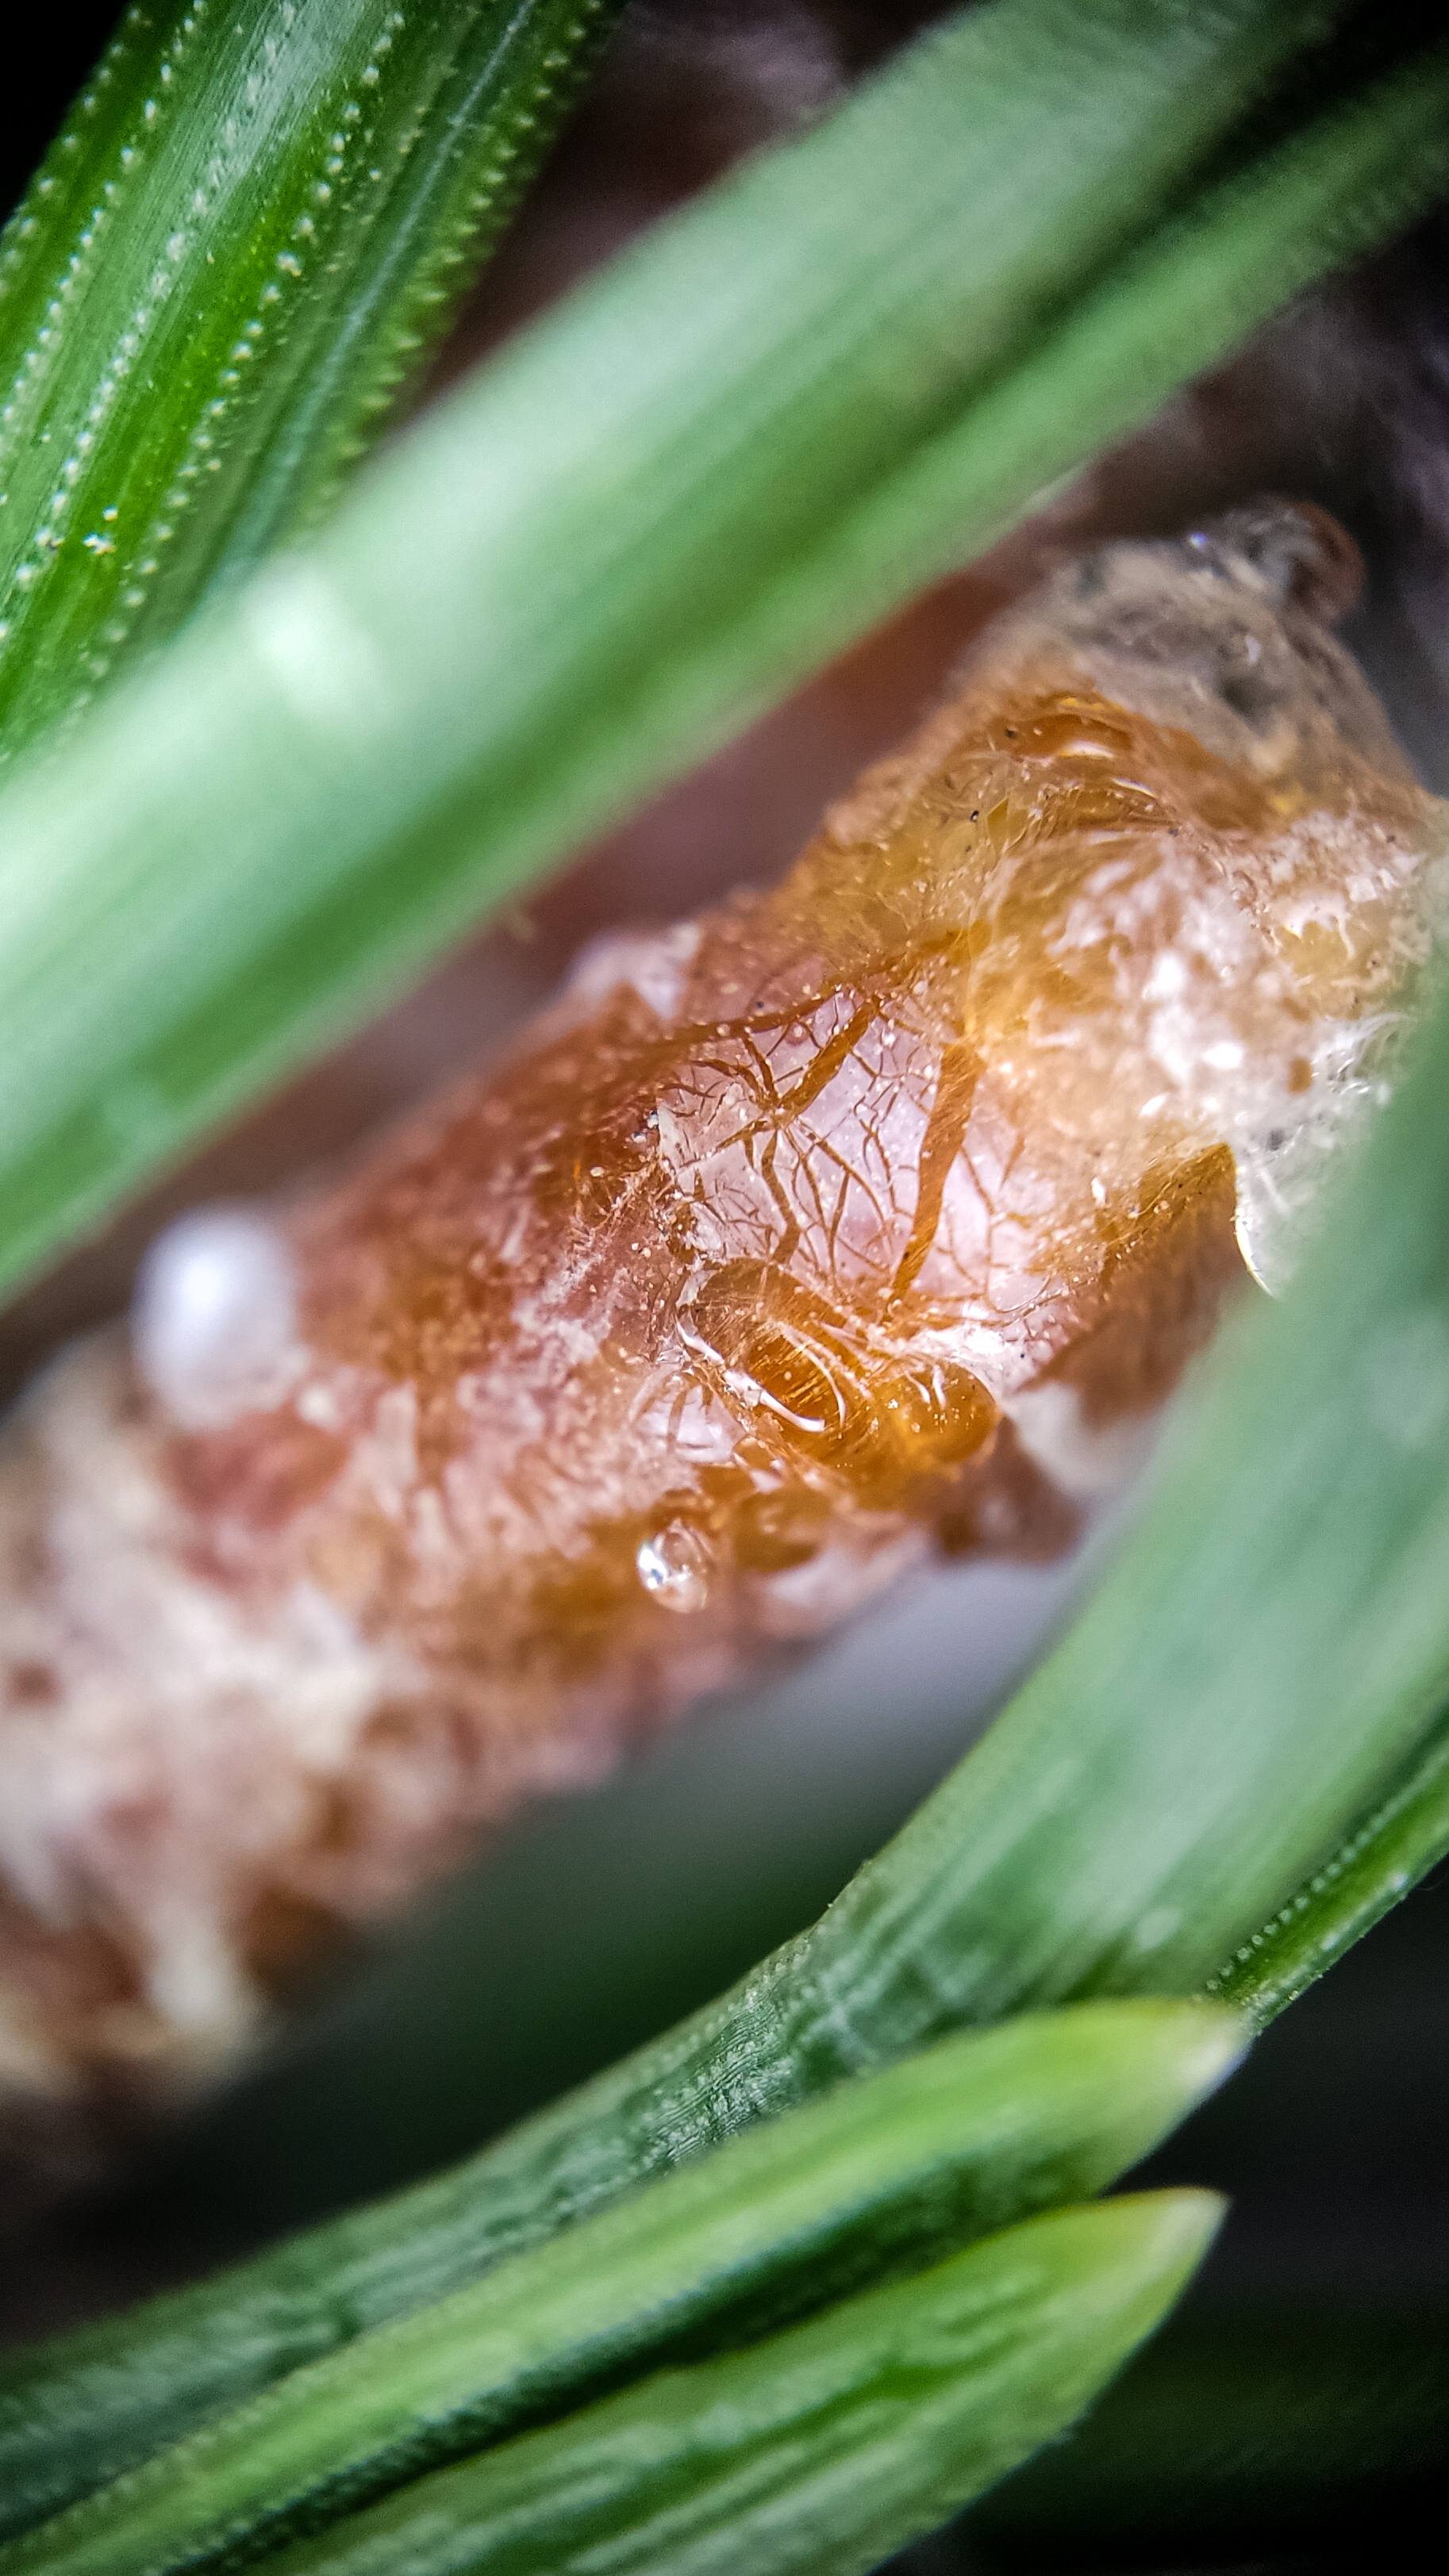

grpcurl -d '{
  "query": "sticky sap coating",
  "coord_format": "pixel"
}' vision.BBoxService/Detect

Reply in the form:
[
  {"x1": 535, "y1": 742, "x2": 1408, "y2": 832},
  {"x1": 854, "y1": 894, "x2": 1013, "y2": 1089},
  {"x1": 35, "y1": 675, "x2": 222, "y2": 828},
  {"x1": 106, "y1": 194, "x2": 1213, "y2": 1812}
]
[{"x1": 0, "y1": 504, "x2": 1442, "y2": 2106}]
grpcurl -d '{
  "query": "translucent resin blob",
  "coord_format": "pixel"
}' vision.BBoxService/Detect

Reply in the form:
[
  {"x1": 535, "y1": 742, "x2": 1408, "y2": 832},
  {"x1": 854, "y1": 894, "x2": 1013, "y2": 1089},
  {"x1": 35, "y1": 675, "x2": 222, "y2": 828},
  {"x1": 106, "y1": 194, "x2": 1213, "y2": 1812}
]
[{"x1": 2, "y1": 503, "x2": 1443, "y2": 2110}]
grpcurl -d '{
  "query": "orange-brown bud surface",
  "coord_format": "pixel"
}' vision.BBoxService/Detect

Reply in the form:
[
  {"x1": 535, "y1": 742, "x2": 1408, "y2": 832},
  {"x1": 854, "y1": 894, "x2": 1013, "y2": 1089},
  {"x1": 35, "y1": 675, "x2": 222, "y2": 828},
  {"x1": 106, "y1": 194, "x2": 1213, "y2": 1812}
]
[{"x1": 2, "y1": 504, "x2": 1443, "y2": 2112}]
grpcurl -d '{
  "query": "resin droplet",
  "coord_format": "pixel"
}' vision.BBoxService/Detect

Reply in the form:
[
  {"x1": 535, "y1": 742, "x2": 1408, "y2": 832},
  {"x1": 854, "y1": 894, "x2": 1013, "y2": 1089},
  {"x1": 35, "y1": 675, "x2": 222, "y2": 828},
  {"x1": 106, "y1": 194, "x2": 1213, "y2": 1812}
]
[
  {"x1": 2, "y1": 501, "x2": 1444, "y2": 2117},
  {"x1": 636, "y1": 1522, "x2": 711, "y2": 1613}
]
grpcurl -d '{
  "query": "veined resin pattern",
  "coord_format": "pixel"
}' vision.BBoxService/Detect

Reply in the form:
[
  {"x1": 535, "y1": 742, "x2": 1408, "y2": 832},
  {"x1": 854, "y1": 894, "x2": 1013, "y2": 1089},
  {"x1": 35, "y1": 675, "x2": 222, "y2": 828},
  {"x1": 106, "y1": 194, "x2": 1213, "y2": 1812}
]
[{"x1": 2, "y1": 504, "x2": 1444, "y2": 2110}]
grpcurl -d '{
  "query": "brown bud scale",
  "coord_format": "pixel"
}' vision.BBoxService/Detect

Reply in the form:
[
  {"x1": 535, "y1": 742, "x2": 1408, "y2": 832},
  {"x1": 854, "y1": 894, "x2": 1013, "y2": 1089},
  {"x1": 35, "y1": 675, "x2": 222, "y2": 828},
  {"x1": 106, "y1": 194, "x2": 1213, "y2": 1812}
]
[{"x1": 1, "y1": 505, "x2": 1443, "y2": 2113}]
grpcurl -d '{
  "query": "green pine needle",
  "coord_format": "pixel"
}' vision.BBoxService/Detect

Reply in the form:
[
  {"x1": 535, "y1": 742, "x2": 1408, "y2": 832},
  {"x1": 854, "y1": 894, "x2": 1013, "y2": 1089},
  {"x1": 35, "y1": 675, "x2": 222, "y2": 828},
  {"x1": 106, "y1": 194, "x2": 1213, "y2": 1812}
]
[
  {"x1": 237, "y1": 2197, "x2": 1224, "y2": 2576},
  {"x1": 0, "y1": 2006, "x2": 1238, "y2": 2564},
  {"x1": 1207, "y1": 1712, "x2": 1449, "y2": 2025},
  {"x1": 0, "y1": 0, "x2": 622, "y2": 763},
  {"x1": 5, "y1": 0, "x2": 1439, "y2": 1297}
]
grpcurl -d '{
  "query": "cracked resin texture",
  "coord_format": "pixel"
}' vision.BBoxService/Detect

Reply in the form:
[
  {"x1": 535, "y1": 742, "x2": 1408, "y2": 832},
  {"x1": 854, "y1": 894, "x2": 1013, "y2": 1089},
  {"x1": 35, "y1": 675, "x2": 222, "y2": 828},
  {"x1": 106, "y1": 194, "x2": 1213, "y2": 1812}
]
[{"x1": 2, "y1": 504, "x2": 1444, "y2": 2115}]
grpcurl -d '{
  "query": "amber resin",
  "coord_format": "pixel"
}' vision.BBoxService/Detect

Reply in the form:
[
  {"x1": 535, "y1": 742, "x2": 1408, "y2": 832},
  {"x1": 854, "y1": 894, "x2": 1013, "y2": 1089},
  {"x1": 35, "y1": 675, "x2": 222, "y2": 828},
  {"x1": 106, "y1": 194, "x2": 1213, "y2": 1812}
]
[{"x1": 1, "y1": 502, "x2": 1443, "y2": 2113}]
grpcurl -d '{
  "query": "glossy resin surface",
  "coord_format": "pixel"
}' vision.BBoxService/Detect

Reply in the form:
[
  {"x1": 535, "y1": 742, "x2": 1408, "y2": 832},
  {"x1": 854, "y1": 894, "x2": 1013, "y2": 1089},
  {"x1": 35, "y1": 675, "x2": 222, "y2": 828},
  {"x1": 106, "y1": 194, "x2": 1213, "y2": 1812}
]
[{"x1": 2, "y1": 504, "x2": 1442, "y2": 2108}]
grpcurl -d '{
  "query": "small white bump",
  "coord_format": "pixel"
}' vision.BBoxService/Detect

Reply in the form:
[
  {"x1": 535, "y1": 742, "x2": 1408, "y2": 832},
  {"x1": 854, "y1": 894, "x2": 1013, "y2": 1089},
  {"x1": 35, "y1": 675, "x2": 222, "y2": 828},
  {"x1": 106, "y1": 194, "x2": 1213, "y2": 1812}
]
[{"x1": 133, "y1": 1207, "x2": 302, "y2": 1428}]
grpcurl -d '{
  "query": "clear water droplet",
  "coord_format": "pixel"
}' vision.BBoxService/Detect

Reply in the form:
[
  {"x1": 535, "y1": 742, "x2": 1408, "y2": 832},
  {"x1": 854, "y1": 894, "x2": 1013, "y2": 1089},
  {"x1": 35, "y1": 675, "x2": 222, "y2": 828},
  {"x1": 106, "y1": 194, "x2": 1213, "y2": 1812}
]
[{"x1": 636, "y1": 1520, "x2": 710, "y2": 1613}]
